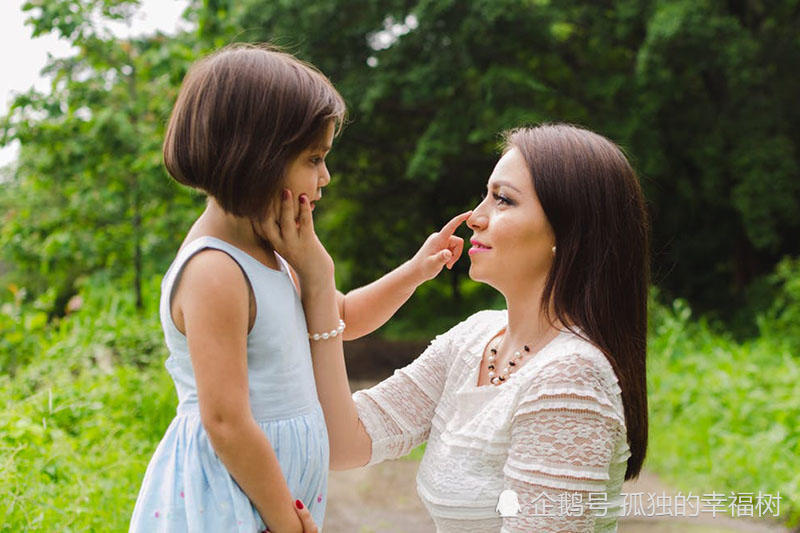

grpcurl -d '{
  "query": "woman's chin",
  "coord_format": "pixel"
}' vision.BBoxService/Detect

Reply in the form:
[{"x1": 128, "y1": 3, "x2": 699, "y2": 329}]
[{"x1": 467, "y1": 264, "x2": 487, "y2": 283}]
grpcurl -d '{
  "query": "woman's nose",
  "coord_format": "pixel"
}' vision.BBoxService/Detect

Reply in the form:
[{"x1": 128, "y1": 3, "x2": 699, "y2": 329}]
[{"x1": 467, "y1": 204, "x2": 487, "y2": 230}]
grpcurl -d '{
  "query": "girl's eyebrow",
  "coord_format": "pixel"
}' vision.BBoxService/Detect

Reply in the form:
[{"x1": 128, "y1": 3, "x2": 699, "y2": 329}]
[
  {"x1": 489, "y1": 180, "x2": 522, "y2": 193},
  {"x1": 312, "y1": 142, "x2": 332, "y2": 152}
]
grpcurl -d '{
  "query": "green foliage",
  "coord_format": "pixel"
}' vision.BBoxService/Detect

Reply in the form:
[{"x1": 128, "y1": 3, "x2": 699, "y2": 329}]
[
  {"x1": 756, "y1": 257, "x2": 800, "y2": 354},
  {"x1": 1, "y1": 0, "x2": 204, "y2": 314},
  {"x1": 1, "y1": 1, "x2": 799, "y2": 528},
  {"x1": 0, "y1": 276, "x2": 175, "y2": 531},
  {"x1": 3, "y1": 278, "x2": 798, "y2": 529},
  {"x1": 3, "y1": 0, "x2": 799, "y2": 322},
  {"x1": 632, "y1": 0, "x2": 800, "y2": 311},
  {"x1": 646, "y1": 294, "x2": 800, "y2": 528},
  {"x1": 197, "y1": 0, "x2": 800, "y2": 317}
]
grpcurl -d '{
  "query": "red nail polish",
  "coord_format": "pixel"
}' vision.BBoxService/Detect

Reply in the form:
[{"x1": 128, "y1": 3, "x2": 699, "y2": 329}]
[
  {"x1": 295, "y1": 499, "x2": 304, "y2": 510},
  {"x1": 299, "y1": 195, "x2": 306, "y2": 204}
]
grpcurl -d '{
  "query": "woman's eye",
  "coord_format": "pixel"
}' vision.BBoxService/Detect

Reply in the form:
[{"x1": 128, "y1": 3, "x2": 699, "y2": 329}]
[
  {"x1": 310, "y1": 156, "x2": 324, "y2": 165},
  {"x1": 493, "y1": 193, "x2": 512, "y2": 205}
]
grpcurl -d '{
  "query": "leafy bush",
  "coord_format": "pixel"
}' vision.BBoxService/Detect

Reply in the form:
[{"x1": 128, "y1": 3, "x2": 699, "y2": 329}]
[
  {"x1": 757, "y1": 257, "x2": 800, "y2": 354},
  {"x1": 647, "y1": 293, "x2": 800, "y2": 528},
  {"x1": 0, "y1": 276, "x2": 175, "y2": 531}
]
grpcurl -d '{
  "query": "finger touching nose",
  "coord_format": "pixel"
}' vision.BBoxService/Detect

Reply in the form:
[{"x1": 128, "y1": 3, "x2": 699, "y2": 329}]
[{"x1": 467, "y1": 208, "x2": 486, "y2": 230}]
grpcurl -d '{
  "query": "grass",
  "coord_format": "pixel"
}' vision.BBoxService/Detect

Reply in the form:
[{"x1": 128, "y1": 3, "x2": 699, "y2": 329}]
[{"x1": 0, "y1": 276, "x2": 798, "y2": 530}]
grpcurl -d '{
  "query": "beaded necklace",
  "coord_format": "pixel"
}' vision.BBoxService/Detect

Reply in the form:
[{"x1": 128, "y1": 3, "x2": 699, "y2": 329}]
[{"x1": 485, "y1": 329, "x2": 560, "y2": 386}]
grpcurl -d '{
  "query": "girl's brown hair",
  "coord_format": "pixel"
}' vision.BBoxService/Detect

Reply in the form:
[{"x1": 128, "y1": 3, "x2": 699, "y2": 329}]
[
  {"x1": 163, "y1": 43, "x2": 346, "y2": 218},
  {"x1": 505, "y1": 123, "x2": 649, "y2": 480}
]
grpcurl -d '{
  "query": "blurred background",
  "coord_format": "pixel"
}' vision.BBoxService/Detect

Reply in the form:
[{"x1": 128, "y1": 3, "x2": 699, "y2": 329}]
[{"x1": 1, "y1": 0, "x2": 798, "y2": 531}]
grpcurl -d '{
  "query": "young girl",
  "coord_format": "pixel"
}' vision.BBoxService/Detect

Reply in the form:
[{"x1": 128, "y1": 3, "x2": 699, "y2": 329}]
[{"x1": 129, "y1": 44, "x2": 469, "y2": 533}]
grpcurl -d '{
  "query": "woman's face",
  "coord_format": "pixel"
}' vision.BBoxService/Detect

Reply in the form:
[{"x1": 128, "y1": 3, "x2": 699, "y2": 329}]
[{"x1": 466, "y1": 147, "x2": 555, "y2": 293}]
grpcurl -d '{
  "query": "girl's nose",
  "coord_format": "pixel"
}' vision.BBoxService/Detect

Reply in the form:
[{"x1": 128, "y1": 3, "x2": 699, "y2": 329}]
[{"x1": 319, "y1": 163, "x2": 331, "y2": 188}]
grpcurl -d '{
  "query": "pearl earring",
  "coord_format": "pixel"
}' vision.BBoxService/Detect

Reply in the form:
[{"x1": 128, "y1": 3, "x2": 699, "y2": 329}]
[{"x1": 552, "y1": 246, "x2": 556, "y2": 254}]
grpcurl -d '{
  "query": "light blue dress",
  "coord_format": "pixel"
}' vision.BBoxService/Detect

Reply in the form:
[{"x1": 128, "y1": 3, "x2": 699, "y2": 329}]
[{"x1": 130, "y1": 236, "x2": 329, "y2": 532}]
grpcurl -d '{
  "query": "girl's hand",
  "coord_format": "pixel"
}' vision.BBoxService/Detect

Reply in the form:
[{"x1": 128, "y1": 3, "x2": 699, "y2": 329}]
[
  {"x1": 409, "y1": 211, "x2": 472, "y2": 282},
  {"x1": 256, "y1": 189, "x2": 334, "y2": 293}
]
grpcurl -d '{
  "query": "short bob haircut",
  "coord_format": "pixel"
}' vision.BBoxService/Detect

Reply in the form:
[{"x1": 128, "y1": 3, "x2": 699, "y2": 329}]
[
  {"x1": 504, "y1": 123, "x2": 650, "y2": 481},
  {"x1": 163, "y1": 43, "x2": 346, "y2": 219}
]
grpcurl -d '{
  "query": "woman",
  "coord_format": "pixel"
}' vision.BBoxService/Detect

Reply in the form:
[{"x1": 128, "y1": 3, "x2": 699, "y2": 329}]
[{"x1": 265, "y1": 123, "x2": 649, "y2": 532}]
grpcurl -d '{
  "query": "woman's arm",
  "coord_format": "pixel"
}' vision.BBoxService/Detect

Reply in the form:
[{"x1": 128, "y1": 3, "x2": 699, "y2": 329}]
[
  {"x1": 178, "y1": 250, "x2": 306, "y2": 533},
  {"x1": 500, "y1": 352, "x2": 626, "y2": 532}
]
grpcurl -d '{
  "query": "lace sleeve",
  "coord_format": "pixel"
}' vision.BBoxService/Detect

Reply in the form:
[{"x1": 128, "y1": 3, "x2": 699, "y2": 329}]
[
  {"x1": 500, "y1": 352, "x2": 626, "y2": 533},
  {"x1": 352, "y1": 314, "x2": 477, "y2": 466}
]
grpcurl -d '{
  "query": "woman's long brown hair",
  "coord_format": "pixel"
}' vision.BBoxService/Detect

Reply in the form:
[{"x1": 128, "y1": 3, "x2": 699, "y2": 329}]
[{"x1": 506, "y1": 123, "x2": 649, "y2": 480}]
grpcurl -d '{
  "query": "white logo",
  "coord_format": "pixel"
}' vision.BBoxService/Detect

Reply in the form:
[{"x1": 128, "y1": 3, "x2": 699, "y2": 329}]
[{"x1": 496, "y1": 489, "x2": 521, "y2": 517}]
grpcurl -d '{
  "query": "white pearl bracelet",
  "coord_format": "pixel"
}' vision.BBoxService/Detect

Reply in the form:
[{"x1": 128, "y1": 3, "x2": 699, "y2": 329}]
[{"x1": 309, "y1": 319, "x2": 345, "y2": 341}]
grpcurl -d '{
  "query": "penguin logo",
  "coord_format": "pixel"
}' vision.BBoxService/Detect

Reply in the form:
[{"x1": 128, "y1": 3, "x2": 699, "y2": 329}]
[{"x1": 496, "y1": 489, "x2": 521, "y2": 517}]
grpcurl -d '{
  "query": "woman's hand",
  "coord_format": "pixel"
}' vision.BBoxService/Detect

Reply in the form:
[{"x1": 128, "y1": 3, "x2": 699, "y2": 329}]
[
  {"x1": 292, "y1": 499, "x2": 317, "y2": 533},
  {"x1": 256, "y1": 189, "x2": 334, "y2": 293},
  {"x1": 263, "y1": 499, "x2": 317, "y2": 533},
  {"x1": 408, "y1": 211, "x2": 471, "y2": 282}
]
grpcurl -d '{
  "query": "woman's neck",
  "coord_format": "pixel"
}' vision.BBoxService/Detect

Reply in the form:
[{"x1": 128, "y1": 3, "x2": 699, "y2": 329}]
[{"x1": 501, "y1": 277, "x2": 561, "y2": 351}]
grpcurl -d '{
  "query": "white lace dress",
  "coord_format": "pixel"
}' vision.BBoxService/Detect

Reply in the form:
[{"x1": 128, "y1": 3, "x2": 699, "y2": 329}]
[{"x1": 352, "y1": 309, "x2": 631, "y2": 532}]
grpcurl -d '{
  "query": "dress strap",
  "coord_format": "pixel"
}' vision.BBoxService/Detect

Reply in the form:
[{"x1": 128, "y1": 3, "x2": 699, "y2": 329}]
[{"x1": 274, "y1": 254, "x2": 300, "y2": 295}]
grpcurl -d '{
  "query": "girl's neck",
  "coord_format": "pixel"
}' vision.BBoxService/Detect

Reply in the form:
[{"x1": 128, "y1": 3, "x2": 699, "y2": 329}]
[
  {"x1": 196, "y1": 198, "x2": 265, "y2": 251},
  {"x1": 186, "y1": 198, "x2": 279, "y2": 271}
]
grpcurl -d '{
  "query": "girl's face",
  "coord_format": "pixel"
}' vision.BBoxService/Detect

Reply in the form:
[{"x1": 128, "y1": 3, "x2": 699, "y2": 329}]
[
  {"x1": 282, "y1": 121, "x2": 335, "y2": 212},
  {"x1": 466, "y1": 147, "x2": 555, "y2": 293}
]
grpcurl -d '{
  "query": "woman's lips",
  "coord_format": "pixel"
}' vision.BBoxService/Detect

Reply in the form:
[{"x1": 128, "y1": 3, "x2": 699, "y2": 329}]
[{"x1": 468, "y1": 239, "x2": 492, "y2": 255}]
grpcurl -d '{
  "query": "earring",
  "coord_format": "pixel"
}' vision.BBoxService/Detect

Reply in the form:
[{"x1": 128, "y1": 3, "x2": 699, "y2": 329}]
[{"x1": 552, "y1": 246, "x2": 556, "y2": 254}]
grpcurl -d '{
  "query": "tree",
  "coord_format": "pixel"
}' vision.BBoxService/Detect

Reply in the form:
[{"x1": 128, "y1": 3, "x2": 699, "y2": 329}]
[
  {"x1": 205, "y1": 0, "x2": 800, "y2": 319},
  {"x1": 1, "y1": 0, "x2": 203, "y2": 313}
]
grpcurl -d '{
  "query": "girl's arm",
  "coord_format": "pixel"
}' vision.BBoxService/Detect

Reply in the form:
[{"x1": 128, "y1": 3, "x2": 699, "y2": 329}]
[
  {"x1": 335, "y1": 210, "x2": 471, "y2": 340},
  {"x1": 260, "y1": 192, "x2": 468, "y2": 470},
  {"x1": 261, "y1": 191, "x2": 371, "y2": 468},
  {"x1": 177, "y1": 250, "x2": 307, "y2": 533}
]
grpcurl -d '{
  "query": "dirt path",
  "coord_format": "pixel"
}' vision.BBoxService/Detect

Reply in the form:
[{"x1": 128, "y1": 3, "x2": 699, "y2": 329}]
[
  {"x1": 323, "y1": 460, "x2": 789, "y2": 533},
  {"x1": 321, "y1": 378, "x2": 790, "y2": 533}
]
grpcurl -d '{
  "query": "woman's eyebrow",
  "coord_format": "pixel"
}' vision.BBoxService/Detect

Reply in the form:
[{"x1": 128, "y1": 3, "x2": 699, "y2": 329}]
[{"x1": 489, "y1": 180, "x2": 522, "y2": 193}]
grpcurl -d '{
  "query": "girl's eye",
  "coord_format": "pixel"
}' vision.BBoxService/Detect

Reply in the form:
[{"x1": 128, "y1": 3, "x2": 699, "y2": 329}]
[{"x1": 310, "y1": 155, "x2": 325, "y2": 165}]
